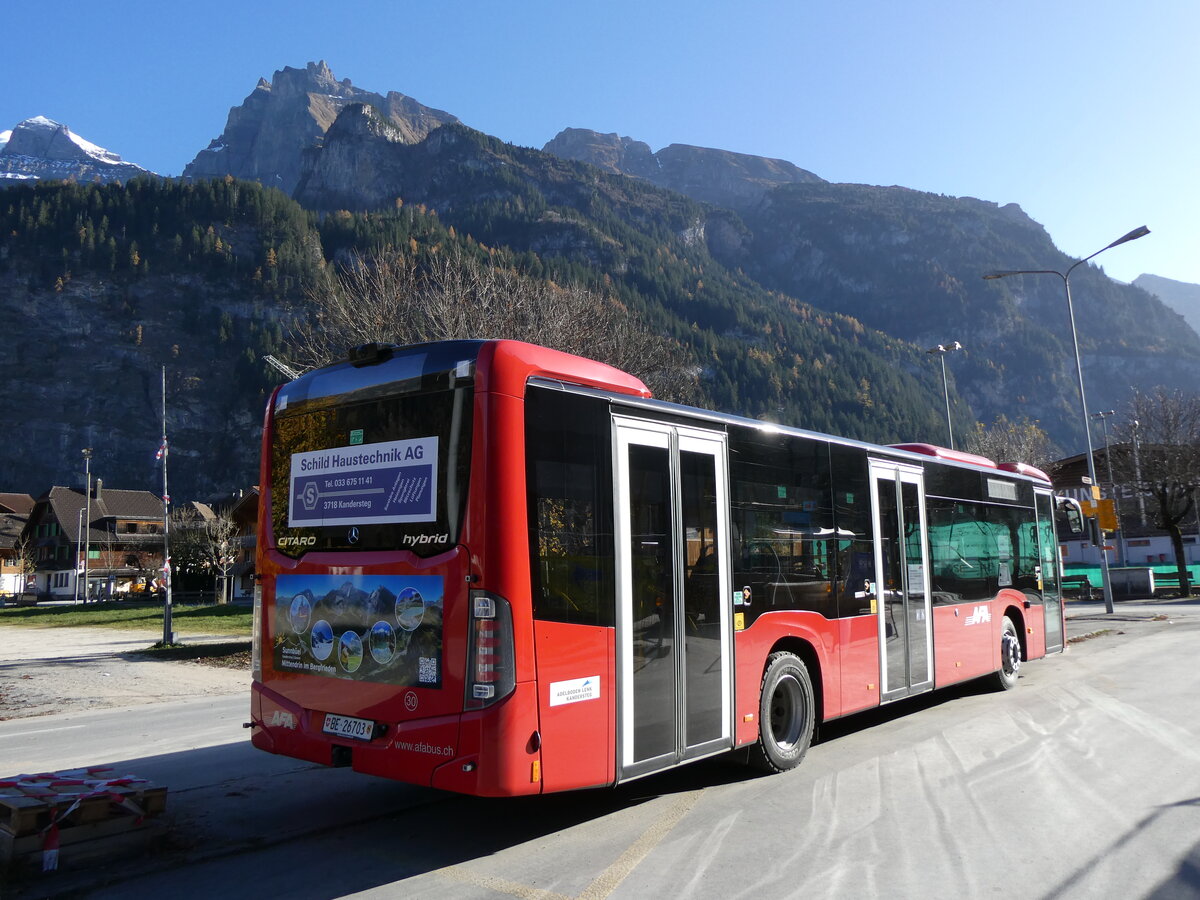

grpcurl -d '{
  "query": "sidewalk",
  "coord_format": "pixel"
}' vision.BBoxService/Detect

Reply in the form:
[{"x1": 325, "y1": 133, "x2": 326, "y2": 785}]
[{"x1": 1064, "y1": 595, "x2": 1198, "y2": 640}]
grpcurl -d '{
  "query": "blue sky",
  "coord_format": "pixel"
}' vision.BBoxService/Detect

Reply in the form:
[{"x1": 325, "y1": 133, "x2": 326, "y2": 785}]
[{"x1": 4, "y1": 0, "x2": 1195, "y2": 284}]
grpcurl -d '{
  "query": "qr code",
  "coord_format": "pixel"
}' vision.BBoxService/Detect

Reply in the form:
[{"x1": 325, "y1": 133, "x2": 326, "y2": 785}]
[{"x1": 418, "y1": 656, "x2": 439, "y2": 684}]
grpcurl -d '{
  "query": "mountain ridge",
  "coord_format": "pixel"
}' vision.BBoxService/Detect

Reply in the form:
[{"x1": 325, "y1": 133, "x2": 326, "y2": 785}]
[
  {"x1": 3, "y1": 60, "x2": 1199, "y2": 496},
  {"x1": 542, "y1": 127, "x2": 825, "y2": 212}
]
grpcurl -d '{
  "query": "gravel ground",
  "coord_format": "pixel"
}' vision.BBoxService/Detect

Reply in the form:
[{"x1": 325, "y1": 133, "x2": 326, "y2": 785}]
[{"x1": 0, "y1": 626, "x2": 249, "y2": 720}]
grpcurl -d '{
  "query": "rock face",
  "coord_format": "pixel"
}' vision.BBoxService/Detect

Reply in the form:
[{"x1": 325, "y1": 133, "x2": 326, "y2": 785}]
[
  {"x1": 543, "y1": 127, "x2": 824, "y2": 211},
  {"x1": 183, "y1": 61, "x2": 459, "y2": 194},
  {"x1": 292, "y1": 104, "x2": 415, "y2": 211},
  {"x1": 0, "y1": 117, "x2": 150, "y2": 184},
  {"x1": 1134, "y1": 274, "x2": 1200, "y2": 337}
]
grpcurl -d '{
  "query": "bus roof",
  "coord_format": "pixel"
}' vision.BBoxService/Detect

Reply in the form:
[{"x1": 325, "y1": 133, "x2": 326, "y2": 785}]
[{"x1": 274, "y1": 339, "x2": 651, "y2": 413}]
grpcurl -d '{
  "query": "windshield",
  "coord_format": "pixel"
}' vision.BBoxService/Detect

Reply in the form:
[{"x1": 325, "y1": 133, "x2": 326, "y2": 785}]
[{"x1": 269, "y1": 345, "x2": 477, "y2": 558}]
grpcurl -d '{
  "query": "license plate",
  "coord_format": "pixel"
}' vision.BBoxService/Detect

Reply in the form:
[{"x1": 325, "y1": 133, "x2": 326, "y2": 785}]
[{"x1": 322, "y1": 713, "x2": 375, "y2": 742}]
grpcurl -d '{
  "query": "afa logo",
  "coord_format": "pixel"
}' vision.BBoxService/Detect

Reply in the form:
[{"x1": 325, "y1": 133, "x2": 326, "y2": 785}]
[
  {"x1": 269, "y1": 710, "x2": 297, "y2": 729},
  {"x1": 964, "y1": 605, "x2": 992, "y2": 626}
]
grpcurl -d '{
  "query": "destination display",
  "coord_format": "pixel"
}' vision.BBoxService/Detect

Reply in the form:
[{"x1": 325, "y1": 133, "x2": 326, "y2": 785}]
[{"x1": 288, "y1": 437, "x2": 439, "y2": 528}]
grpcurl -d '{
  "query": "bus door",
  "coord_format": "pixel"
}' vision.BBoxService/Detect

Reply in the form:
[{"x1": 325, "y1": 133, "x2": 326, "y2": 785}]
[
  {"x1": 613, "y1": 418, "x2": 733, "y2": 781},
  {"x1": 1035, "y1": 489, "x2": 1064, "y2": 653},
  {"x1": 869, "y1": 460, "x2": 934, "y2": 701}
]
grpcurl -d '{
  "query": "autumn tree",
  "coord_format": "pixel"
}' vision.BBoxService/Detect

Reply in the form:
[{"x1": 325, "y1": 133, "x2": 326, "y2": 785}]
[
  {"x1": 963, "y1": 415, "x2": 1059, "y2": 472},
  {"x1": 283, "y1": 247, "x2": 699, "y2": 403},
  {"x1": 1112, "y1": 388, "x2": 1200, "y2": 595}
]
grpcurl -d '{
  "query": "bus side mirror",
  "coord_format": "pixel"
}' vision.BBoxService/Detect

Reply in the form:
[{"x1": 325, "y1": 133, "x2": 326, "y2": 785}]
[{"x1": 1056, "y1": 498, "x2": 1086, "y2": 537}]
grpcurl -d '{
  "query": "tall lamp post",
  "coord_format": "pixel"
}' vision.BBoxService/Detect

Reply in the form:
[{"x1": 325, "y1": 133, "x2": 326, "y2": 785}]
[
  {"x1": 81, "y1": 448, "x2": 92, "y2": 603},
  {"x1": 1092, "y1": 409, "x2": 1121, "y2": 565},
  {"x1": 984, "y1": 225, "x2": 1150, "y2": 615},
  {"x1": 927, "y1": 341, "x2": 964, "y2": 449},
  {"x1": 74, "y1": 507, "x2": 84, "y2": 604}
]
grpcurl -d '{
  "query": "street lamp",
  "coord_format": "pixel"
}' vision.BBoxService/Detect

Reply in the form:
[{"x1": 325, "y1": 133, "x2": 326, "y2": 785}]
[
  {"x1": 82, "y1": 448, "x2": 92, "y2": 604},
  {"x1": 1092, "y1": 410, "x2": 1121, "y2": 565},
  {"x1": 927, "y1": 341, "x2": 964, "y2": 449},
  {"x1": 984, "y1": 225, "x2": 1150, "y2": 614},
  {"x1": 74, "y1": 507, "x2": 84, "y2": 604}
]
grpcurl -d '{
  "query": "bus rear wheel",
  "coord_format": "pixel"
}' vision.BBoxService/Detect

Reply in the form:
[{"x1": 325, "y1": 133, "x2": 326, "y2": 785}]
[
  {"x1": 749, "y1": 651, "x2": 815, "y2": 773},
  {"x1": 992, "y1": 615, "x2": 1022, "y2": 691}
]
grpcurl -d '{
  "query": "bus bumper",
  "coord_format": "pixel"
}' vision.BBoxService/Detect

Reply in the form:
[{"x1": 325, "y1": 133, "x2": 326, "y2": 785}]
[{"x1": 250, "y1": 680, "x2": 542, "y2": 796}]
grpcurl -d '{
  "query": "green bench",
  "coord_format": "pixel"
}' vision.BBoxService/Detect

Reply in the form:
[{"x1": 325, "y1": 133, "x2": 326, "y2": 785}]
[{"x1": 1061, "y1": 575, "x2": 1093, "y2": 600}]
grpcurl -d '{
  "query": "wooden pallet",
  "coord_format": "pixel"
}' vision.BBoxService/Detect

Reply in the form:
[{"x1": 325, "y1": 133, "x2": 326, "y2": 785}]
[
  {"x1": 0, "y1": 768, "x2": 168, "y2": 871},
  {"x1": 1, "y1": 816, "x2": 168, "y2": 872}
]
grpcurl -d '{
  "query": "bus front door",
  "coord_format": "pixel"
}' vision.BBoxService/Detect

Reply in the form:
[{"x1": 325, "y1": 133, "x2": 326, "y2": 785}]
[
  {"x1": 614, "y1": 418, "x2": 733, "y2": 781},
  {"x1": 1035, "y1": 489, "x2": 1064, "y2": 653},
  {"x1": 869, "y1": 460, "x2": 934, "y2": 701}
]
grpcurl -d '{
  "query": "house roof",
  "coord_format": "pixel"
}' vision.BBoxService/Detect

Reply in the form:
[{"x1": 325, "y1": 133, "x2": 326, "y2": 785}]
[
  {"x1": 39, "y1": 485, "x2": 164, "y2": 544},
  {"x1": 0, "y1": 493, "x2": 34, "y2": 516},
  {"x1": 229, "y1": 487, "x2": 260, "y2": 527},
  {"x1": 0, "y1": 512, "x2": 29, "y2": 552},
  {"x1": 0, "y1": 493, "x2": 34, "y2": 552}
]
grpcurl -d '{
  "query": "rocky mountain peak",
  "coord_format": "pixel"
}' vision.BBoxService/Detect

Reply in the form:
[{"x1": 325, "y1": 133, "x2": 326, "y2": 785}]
[
  {"x1": 543, "y1": 128, "x2": 659, "y2": 179},
  {"x1": 270, "y1": 60, "x2": 346, "y2": 98},
  {"x1": 183, "y1": 61, "x2": 459, "y2": 194}
]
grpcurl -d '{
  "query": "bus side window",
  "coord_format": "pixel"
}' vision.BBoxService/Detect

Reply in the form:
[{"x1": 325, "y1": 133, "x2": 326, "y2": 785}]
[
  {"x1": 526, "y1": 389, "x2": 615, "y2": 627},
  {"x1": 729, "y1": 427, "x2": 838, "y2": 619}
]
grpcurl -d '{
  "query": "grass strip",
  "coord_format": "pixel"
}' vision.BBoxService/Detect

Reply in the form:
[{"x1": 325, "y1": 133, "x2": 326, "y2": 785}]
[{"x1": 0, "y1": 600, "x2": 251, "y2": 635}]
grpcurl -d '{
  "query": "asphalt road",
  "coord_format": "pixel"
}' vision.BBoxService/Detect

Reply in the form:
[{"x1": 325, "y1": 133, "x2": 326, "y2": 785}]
[{"x1": 5, "y1": 601, "x2": 1200, "y2": 899}]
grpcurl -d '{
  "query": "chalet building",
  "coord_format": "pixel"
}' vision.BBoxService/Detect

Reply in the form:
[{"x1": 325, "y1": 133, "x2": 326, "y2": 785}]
[
  {"x1": 228, "y1": 487, "x2": 259, "y2": 600},
  {"x1": 25, "y1": 482, "x2": 165, "y2": 599},
  {"x1": 0, "y1": 493, "x2": 35, "y2": 596}
]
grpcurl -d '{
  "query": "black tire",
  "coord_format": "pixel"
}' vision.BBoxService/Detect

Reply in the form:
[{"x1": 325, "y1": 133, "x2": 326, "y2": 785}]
[
  {"x1": 992, "y1": 615, "x2": 1022, "y2": 691},
  {"x1": 749, "y1": 651, "x2": 815, "y2": 773}
]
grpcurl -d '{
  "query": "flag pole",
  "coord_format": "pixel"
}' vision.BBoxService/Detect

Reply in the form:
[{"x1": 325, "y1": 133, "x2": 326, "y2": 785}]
[{"x1": 161, "y1": 366, "x2": 173, "y2": 645}]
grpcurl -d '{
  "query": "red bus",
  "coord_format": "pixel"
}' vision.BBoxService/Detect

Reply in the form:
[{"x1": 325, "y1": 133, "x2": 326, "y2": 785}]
[{"x1": 250, "y1": 339, "x2": 1073, "y2": 795}]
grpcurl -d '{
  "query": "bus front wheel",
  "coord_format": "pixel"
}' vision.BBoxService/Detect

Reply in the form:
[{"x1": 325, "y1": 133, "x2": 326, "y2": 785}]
[{"x1": 749, "y1": 651, "x2": 815, "y2": 773}]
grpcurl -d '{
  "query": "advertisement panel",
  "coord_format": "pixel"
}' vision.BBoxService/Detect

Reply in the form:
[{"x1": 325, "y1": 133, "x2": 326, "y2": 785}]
[
  {"x1": 273, "y1": 573, "x2": 444, "y2": 688},
  {"x1": 288, "y1": 437, "x2": 438, "y2": 528}
]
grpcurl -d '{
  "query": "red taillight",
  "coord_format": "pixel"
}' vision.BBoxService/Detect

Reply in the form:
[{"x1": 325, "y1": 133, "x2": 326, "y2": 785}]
[{"x1": 466, "y1": 590, "x2": 515, "y2": 709}]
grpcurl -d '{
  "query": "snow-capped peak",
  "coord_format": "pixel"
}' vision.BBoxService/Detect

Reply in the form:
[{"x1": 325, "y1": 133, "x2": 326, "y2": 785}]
[
  {"x1": 0, "y1": 116, "x2": 151, "y2": 184},
  {"x1": 7, "y1": 116, "x2": 124, "y2": 164}
]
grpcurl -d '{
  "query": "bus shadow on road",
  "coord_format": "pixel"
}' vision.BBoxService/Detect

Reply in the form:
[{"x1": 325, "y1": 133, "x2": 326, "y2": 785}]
[
  {"x1": 16, "y1": 736, "x2": 768, "y2": 898},
  {"x1": 14, "y1": 679, "x2": 1016, "y2": 898}
]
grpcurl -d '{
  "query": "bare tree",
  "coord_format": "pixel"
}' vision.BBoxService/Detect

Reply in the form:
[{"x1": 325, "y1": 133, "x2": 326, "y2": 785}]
[
  {"x1": 1112, "y1": 387, "x2": 1200, "y2": 595},
  {"x1": 963, "y1": 415, "x2": 1059, "y2": 472},
  {"x1": 169, "y1": 506, "x2": 239, "y2": 603},
  {"x1": 285, "y1": 248, "x2": 698, "y2": 403},
  {"x1": 11, "y1": 534, "x2": 36, "y2": 595}
]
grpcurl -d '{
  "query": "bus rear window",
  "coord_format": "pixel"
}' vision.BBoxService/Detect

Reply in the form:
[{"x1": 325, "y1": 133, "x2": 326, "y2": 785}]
[{"x1": 270, "y1": 385, "x2": 472, "y2": 558}]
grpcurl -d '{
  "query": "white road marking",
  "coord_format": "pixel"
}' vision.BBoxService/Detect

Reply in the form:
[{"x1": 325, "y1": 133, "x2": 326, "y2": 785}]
[{"x1": 0, "y1": 724, "x2": 87, "y2": 738}]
